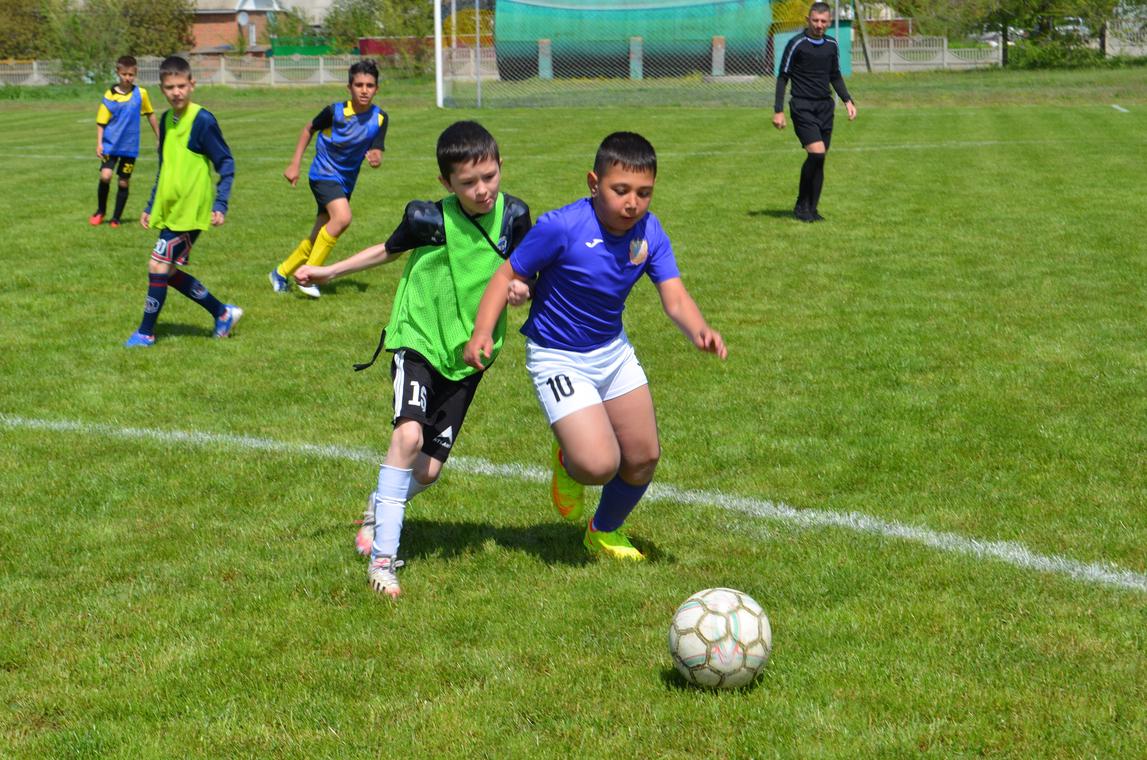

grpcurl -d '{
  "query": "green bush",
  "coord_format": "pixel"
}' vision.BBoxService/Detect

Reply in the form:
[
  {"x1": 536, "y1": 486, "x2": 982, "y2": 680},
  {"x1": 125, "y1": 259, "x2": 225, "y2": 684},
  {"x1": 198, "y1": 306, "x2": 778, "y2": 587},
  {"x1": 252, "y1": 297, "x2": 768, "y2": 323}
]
[{"x1": 1010, "y1": 38, "x2": 1105, "y2": 69}]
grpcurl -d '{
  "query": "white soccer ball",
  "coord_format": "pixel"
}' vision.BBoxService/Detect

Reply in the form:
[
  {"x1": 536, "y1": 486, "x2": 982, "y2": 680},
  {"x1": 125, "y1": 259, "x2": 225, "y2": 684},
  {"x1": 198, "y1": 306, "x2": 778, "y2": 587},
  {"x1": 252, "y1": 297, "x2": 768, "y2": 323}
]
[{"x1": 668, "y1": 587, "x2": 772, "y2": 689}]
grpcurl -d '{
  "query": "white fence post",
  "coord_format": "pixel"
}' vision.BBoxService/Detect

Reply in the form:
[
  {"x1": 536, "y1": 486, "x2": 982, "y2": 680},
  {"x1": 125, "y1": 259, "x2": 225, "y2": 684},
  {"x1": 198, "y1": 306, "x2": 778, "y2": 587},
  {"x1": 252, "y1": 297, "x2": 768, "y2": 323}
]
[{"x1": 711, "y1": 35, "x2": 726, "y2": 77}]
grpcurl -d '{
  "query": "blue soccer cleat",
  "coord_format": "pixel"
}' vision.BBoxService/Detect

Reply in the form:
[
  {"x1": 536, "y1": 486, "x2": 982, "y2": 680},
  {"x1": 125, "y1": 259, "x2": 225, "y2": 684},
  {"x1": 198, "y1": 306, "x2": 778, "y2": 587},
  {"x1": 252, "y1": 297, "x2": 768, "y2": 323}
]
[
  {"x1": 268, "y1": 269, "x2": 290, "y2": 293},
  {"x1": 123, "y1": 331, "x2": 155, "y2": 348},
  {"x1": 214, "y1": 305, "x2": 244, "y2": 338}
]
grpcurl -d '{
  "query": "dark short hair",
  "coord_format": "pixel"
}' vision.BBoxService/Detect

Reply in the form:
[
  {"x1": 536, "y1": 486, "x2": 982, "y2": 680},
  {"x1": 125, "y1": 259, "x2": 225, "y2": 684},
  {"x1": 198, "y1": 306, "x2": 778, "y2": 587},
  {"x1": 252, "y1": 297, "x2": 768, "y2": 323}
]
[
  {"x1": 436, "y1": 121, "x2": 500, "y2": 178},
  {"x1": 809, "y1": 2, "x2": 832, "y2": 15},
  {"x1": 116, "y1": 55, "x2": 138, "y2": 69},
  {"x1": 348, "y1": 59, "x2": 380, "y2": 85},
  {"x1": 593, "y1": 132, "x2": 657, "y2": 178},
  {"x1": 158, "y1": 55, "x2": 192, "y2": 81}
]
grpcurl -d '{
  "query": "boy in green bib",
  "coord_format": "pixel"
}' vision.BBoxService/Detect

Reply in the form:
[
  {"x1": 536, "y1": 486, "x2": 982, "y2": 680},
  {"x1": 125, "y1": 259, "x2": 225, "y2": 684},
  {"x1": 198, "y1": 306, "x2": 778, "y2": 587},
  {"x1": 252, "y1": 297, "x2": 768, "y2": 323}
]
[
  {"x1": 125, "y1": 56, "x2": 241, "y2": 348},
  {"x1": 295, "y1": 121, "x2": 531, "y2": 599}
]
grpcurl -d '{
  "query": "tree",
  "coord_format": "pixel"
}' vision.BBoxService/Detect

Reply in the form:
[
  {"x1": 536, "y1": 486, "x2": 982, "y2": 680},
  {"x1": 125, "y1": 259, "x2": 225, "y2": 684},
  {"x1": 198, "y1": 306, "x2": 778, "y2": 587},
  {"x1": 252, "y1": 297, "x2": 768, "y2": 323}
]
[
  {"x1": 0, "y1": 0, "x2": 53, "y2": 58},
  {"x1": 120, "y1": 0, "x2": 195, "y2": 56},
  {"x1": 324, "y1": 0, "x2": 381, "y2": 51},
  {"x1": 267, "y1": 7, "x2": 314, "y2": 40},
  {"x1": 323, "y1": 0, "x2": 433, "y2": 51},
  {"x1": 45, "y1": 0, "x2": 193, "y2": 82}
]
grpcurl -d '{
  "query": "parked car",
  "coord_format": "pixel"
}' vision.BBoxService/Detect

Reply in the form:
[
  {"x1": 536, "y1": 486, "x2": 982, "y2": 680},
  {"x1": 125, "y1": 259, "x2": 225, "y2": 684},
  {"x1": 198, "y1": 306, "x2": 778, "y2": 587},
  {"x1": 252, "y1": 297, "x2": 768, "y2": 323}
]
[
  {"x1": 971, "y1": 26, "x2": 1027, "y2": 47},
  {"x1": 1055, "y1": 17, "x2": 1091, "y2": 38}
]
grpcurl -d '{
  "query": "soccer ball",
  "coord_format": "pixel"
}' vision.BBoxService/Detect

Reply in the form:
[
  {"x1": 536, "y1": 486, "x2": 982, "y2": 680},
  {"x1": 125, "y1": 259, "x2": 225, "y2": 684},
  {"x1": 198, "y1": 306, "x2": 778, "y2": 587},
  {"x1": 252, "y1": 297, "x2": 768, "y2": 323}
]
[{"x1": 668, "y1": 587, "x2": 772, "y2": 689}]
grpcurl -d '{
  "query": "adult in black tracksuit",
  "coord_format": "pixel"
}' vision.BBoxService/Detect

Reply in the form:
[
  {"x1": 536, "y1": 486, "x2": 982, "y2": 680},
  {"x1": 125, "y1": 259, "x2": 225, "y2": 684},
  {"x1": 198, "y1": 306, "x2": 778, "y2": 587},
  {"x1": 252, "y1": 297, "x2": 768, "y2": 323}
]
[{"x1": 773, "y1": 2, "x2": 857, "y2": 222}]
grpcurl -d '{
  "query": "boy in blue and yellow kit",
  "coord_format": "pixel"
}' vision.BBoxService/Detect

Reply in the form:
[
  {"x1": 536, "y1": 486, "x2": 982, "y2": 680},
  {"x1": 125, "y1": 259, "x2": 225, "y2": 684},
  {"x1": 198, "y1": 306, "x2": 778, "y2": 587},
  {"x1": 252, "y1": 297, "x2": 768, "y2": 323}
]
[
  {"x1": 90, "y1": 55, "x2": 159, "y2": 227},
  {"x1": 269, "y1": 59, "x2": 388, "y2": 298},
  {"x1": 124, "y1": 56, "x2": 241, "y2": 348}
]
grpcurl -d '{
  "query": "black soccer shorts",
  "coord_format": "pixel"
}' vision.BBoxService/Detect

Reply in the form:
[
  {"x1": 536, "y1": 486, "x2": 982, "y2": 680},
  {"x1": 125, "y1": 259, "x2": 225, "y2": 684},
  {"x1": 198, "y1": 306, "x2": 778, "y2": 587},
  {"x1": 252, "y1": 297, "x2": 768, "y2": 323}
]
[
  {"x1": 309, "y1": 179, "x2": 350, "y2": 215},
  {"x1": 101, "y1": 155, "x2": 136, "y2": 179},
  {"x1": 790, "y1": 97, "x2": 835, "y2": 149},
  {"x1": 389, "y1": 348, "x2": 483, "y2": 462}
]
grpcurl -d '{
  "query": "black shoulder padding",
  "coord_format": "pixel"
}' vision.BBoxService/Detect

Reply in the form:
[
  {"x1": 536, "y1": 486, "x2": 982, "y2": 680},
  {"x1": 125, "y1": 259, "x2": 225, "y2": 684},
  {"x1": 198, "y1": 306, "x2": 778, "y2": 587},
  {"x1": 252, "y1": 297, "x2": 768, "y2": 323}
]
[{"x1": 404, "y1": 200, "x2": 446, "y2": 246}]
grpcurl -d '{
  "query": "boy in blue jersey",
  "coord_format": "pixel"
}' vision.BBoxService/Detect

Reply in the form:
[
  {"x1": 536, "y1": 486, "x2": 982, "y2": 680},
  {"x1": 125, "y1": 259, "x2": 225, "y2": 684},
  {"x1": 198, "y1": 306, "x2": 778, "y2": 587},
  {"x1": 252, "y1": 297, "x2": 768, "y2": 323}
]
[
  {"x1": 464, "y1": 132, "x2": 727, "y2": 562},
  {"x1": 124, "y1": 56, "x2": 241, "y2": 348},
  {"x1": 90, "y1": 55, "x2": 159, "y2": 228},
  {"x1": 295, "y1": 121, "x2": 532, "y2": 598},
  {"x1": 270, "y1": 59, "x2": 388, "y2": 299}
]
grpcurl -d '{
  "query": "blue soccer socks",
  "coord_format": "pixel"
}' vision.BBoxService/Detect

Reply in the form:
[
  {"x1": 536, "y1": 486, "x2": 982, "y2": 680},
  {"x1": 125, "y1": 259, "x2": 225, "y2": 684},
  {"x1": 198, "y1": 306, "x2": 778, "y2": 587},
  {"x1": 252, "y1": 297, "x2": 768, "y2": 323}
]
[
  {"x1": 169, "y1": 270, "x2": 224, "y2": 318},
  {"x1": 136, "y1": 271, "x2": 169, "y2": 336},
  {"x1": 590, "y1": 475, "x2": 650, "y2": 534}
]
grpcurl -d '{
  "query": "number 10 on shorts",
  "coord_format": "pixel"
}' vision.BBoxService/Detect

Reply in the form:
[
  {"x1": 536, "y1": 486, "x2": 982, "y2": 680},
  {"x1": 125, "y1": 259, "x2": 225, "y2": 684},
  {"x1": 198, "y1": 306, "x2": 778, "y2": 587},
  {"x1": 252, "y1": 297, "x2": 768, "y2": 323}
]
[{"x1": 545, "y1": 374, "x2": 574, "y2": 403}]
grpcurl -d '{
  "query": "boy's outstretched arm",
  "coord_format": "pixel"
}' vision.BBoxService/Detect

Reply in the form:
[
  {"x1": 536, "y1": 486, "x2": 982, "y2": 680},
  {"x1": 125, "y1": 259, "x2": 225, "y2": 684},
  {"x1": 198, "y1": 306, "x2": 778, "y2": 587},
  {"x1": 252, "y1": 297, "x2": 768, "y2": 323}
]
[
  {"x1": 655, "y1": 277, "x2": 728, "y2": 359},
  {"x1": 147, "y1": 112, "x2": 159, "y2": 139},
  {"x1": 464, "y1": 261, "x2": 519, "y2": 370},
  {"x1": 296, "y1": 242, "x2": 396, "y2": 286},
  {"x1": 284, "y1": 123, "x2": 315, "y2": 186}
]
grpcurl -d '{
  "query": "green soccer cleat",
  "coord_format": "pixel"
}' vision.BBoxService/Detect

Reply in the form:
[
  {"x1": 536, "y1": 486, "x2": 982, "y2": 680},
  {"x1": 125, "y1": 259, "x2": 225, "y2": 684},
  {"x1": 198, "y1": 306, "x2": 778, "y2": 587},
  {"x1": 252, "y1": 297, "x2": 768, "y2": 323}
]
[
  {"x1": 551, "y1": 440, "x2": 585, "y2": 523},
  {"x1": 583, "y1": 523, "x2": 646, "y2": 562}
]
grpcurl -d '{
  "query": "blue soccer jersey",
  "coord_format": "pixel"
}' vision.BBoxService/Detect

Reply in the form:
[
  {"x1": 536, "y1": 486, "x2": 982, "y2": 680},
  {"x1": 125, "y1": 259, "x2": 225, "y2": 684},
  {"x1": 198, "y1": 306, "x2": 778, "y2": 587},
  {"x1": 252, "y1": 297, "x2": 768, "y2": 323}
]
[
  {"x1": 307, "y1": 101, "x2": 387, "y2": 195},
  {"x1": 510, "y1": 197, "x2": 680, "y2": 352}
]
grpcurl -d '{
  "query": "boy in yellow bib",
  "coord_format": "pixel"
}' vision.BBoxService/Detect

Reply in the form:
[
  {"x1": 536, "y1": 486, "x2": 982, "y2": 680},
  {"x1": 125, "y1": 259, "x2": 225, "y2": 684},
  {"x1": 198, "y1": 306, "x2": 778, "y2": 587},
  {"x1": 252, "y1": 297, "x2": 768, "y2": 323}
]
[{"x1": 125, "y1": 56, "x2": 242, "y2": 348}]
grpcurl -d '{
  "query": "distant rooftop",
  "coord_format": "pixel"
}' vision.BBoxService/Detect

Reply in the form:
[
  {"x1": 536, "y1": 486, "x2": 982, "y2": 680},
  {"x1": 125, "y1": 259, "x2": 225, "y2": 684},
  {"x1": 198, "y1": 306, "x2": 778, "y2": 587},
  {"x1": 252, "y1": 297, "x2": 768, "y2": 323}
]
[
  {"x1": 194, "y1": 0, "x2": 288, "y2": 12},
  {"x1": 193, "y1": 0, "x2": 333, "y2": 22}
]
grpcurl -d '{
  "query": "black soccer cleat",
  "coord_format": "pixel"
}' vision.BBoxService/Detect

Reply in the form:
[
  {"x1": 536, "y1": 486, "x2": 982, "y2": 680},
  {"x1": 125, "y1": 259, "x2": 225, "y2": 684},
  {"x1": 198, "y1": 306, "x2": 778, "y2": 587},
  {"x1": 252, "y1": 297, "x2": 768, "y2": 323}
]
[{"x1": 793, "y1": 203, "x2": 814, "y2": 223}]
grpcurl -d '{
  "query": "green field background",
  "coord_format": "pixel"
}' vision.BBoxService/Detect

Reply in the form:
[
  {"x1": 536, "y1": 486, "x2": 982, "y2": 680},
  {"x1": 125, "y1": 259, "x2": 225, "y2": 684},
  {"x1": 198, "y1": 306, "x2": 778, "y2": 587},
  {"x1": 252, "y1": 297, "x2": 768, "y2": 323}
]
[{"x1": 1, "y1": 69, "x2": 1145, "y2": 757}]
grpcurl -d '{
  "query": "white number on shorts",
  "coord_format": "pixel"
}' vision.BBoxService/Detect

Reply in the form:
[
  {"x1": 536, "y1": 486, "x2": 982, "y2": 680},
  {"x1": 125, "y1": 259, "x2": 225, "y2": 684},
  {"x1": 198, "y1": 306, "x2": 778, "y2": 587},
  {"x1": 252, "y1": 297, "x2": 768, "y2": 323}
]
[
  {"x1": 407, "y1": 381, "x2": 427, "y2": 412},
  {"x1": 544, "y1": 374, "x2": 575, "y2": 403}
]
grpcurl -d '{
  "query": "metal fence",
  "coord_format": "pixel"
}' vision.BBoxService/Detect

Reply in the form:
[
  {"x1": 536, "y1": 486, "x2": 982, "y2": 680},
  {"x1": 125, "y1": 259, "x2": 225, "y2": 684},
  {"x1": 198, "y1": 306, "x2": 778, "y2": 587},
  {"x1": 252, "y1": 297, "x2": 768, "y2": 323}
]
[
  {"x1": 4, "y1": 28, "x2": 1145, "y2": 103},
  {"x1": 439, "y1": 39, "x2": 773, "y2": 109},
  {"x1": 437, "y1": 0, "x2": 781, "y2": 108}
]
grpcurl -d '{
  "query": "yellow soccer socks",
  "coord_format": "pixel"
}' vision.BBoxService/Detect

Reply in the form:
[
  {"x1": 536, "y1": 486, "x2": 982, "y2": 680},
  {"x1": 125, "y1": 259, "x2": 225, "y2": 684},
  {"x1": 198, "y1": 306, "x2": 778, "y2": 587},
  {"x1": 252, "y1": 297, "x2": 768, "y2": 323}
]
[
  {"x1": 307, "y1": 225, "x2": 339, "y2": 268},
  {"x1": 276, "y1": 238, "x2": 312, "y2": 279}
]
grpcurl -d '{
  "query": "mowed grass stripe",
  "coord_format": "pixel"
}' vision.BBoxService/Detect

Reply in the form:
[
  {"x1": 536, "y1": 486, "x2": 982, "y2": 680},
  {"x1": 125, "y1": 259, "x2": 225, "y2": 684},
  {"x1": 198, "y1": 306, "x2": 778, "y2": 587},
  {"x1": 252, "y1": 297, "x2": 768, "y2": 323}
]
[{"x1": 6, "y1": 413, "x2": 1144, "y2": 594}]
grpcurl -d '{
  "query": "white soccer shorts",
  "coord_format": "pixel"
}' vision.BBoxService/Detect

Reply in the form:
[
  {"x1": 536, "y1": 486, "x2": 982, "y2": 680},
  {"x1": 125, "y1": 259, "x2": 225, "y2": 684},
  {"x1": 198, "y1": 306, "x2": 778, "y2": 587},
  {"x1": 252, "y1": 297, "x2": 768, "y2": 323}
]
[{"x1": 525, "y1": 333, "x2": 648, "y2": 425}]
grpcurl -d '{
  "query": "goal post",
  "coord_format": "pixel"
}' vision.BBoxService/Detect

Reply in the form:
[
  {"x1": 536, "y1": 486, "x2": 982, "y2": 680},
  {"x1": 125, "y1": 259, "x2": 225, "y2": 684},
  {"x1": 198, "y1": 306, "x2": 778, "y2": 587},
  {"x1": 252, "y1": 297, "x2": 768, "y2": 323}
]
[{"x1": 435, "y1": 0, "x2": 793, "y2": 109}]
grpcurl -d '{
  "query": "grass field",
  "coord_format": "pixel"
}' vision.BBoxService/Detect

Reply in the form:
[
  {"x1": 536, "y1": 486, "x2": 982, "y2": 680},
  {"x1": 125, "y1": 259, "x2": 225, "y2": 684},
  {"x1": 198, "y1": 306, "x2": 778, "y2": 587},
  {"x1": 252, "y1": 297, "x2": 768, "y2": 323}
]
[{"x1": 2, "y1": 68, "x2": 1146, "y2": 757}]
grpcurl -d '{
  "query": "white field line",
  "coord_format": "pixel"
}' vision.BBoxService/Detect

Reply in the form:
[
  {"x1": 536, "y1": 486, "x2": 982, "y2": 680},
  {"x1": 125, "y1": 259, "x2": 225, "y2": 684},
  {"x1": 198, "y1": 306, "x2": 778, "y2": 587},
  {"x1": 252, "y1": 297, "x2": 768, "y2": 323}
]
[
  {"x1": 10, "y1": 137, "x2": 1127, "y2": 166},
  {"x1": 4, "y1": 413, "x2": 1145, "y2": 594},
  {"x1": 1112, "y1": 104, "x2": 1130, "y2": 113}
]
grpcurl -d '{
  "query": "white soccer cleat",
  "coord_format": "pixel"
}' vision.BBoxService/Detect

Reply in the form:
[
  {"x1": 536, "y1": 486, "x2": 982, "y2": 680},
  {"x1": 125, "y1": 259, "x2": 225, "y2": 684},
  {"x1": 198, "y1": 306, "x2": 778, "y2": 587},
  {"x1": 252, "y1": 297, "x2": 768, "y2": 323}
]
[
  {"x1": 297, "y1": 282, "x2": 321, "y2": 298},
  {"x1": 368, "y1": 555, "x2": 403, "y2": 599}
]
